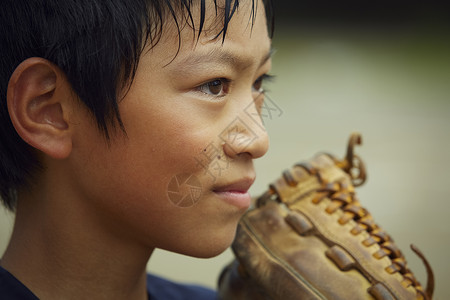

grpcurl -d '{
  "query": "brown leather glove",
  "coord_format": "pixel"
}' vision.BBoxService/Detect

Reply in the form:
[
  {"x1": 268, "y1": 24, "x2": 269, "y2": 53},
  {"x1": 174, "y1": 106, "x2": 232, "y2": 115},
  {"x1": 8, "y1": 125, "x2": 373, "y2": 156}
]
[{"x1": 218, "y1": 133, "x2": 434, "y2": 300}]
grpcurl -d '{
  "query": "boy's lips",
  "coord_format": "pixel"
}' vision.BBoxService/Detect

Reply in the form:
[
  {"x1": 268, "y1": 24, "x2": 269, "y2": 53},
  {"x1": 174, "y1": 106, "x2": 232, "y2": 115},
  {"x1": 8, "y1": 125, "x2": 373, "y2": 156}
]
[{"x1": 212, "y1": 177, "x2": 255, "y2": 209}]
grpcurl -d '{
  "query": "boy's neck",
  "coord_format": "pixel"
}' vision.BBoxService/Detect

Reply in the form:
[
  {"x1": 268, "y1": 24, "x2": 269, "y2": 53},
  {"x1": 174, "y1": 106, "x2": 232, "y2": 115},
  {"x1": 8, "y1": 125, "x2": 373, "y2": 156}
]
[{"x1": 1, "y1": 172, "x2": 153, "y2": 300}]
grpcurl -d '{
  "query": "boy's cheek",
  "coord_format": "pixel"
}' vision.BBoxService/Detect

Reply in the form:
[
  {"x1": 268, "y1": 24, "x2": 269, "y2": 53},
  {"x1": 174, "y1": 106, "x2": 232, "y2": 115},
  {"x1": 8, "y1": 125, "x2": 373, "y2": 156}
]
[
  {"x1": 67, "y1": 133, "x2": 240, "y2": 257},
  {"x1": 68, "y1": 107, "x2": 216, "y2": 205}
]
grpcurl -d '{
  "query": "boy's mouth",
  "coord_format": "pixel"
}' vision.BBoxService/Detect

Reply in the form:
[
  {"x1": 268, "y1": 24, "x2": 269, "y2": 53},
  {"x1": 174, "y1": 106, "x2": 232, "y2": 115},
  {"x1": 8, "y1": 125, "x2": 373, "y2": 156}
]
[{"x1": 212, "y1": 177, "x2": 255, "y2": 209}]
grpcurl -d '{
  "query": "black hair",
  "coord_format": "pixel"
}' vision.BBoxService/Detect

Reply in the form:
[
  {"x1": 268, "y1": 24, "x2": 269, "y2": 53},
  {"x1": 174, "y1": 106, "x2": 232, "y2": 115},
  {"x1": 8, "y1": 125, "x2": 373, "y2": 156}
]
[{"x1": 0, "y1": 0, "x2": 274, "y2": 210}]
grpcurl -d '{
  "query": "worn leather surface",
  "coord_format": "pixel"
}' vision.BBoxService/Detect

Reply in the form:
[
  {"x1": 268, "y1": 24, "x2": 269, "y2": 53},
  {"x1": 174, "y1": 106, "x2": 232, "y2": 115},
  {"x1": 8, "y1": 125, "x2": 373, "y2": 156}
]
[{"x1": 218, "y1": 150, "x2": 431, "y2": 300}]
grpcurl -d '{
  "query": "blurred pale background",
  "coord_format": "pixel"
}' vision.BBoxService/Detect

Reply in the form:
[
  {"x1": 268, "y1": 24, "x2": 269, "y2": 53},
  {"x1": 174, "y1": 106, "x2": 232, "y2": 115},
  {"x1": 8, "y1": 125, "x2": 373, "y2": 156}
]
[{"x1": 1, "y1": 1, "x2": 449, "y2": 299}]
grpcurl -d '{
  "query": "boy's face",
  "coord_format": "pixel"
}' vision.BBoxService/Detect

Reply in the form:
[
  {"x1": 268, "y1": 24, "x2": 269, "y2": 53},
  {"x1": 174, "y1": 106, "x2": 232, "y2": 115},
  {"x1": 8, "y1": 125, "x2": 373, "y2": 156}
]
[{"x1": 70, "y1": 0, "x2": 271, "y2": 257}]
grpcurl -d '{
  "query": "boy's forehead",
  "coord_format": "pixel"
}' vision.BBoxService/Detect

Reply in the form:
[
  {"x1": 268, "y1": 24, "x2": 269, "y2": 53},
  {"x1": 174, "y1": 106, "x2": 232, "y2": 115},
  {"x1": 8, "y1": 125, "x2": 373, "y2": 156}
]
[
  {"x1": 174, "y1": 46, "x2": 273, "y2": 74},
  {"x1": 156, "y1": 0, "x2": 267, "y2": 44},
  {"x1": 152, "y1": 0, "x2": 271, "y2": 67}
]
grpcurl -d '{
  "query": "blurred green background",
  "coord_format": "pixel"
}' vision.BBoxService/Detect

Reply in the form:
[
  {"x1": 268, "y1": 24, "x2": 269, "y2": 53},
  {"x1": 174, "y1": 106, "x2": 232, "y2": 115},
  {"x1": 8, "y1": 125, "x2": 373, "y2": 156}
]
[{"x1": 1, "y1": 1, "x2": 449, "y2": 299}]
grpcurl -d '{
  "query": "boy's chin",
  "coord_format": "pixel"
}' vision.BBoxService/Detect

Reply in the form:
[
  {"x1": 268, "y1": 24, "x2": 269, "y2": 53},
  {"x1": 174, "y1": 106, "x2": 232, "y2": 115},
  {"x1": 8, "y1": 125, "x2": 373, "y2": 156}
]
[
  {"x1": 182, "y1": 246, "x2": 229, "y2": 259},
  {"x1": 163, "y1": 230, "x2": 237, "y2": 259},
  {"x1": 181, "y1": 240, "x2": 234, "y2": 259}
]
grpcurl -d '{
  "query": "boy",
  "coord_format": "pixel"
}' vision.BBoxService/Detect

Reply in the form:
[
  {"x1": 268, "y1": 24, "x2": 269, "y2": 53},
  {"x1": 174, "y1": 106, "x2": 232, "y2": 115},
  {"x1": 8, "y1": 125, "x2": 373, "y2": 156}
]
[{"x1": 0, "y1": 0, "x2": 274, "y2": 299}]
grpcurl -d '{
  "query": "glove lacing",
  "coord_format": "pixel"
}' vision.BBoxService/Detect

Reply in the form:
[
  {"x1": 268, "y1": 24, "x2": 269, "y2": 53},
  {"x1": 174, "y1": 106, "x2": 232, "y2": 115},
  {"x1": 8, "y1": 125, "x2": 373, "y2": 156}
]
[{"x1": 261, "y1": 133, "x2": 434, "y2": 300}]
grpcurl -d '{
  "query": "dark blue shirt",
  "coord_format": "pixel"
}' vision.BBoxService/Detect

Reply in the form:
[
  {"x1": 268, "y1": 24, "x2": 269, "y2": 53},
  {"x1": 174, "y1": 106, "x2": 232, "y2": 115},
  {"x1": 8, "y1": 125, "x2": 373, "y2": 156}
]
[{"x1": 0, "y1": 266, "x2": 217, "y2": 299}]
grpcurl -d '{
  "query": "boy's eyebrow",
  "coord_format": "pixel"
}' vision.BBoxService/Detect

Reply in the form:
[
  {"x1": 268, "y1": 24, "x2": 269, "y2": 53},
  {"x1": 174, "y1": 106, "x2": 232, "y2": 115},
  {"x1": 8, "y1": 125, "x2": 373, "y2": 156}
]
[{"x1": 176, "y1": 46, "x2": 273, "y2": 71}]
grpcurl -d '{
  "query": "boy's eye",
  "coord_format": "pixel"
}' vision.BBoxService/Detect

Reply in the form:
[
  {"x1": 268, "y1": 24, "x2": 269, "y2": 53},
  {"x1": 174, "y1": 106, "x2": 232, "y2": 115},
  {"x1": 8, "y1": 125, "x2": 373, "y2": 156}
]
[
  {"x1": 252, "y1": 74, "x2": 274, "y2": 94},
  {"x1": 197, "y1": 79, "x2": 230, "y2": 97}
]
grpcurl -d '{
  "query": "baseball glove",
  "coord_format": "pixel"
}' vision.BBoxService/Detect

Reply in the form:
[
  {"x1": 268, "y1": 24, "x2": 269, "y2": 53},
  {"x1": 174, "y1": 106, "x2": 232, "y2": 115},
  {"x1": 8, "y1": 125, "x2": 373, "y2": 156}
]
[{"x1": 218, "y1": 133, "x2": 434, "y2": 300}]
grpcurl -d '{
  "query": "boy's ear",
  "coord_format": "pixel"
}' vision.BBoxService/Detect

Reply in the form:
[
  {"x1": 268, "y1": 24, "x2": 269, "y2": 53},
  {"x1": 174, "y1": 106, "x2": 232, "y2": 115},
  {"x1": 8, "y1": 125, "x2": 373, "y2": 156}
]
[{"x1": 7, "y1": 57, "x2": 73, "y2": 159}]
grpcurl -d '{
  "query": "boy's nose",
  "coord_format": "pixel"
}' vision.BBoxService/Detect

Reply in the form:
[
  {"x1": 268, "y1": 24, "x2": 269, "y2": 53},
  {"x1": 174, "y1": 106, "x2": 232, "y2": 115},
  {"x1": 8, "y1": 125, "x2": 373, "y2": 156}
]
[{"x1": 221, "y1": 107, "x2": 269, "y2": 160}]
